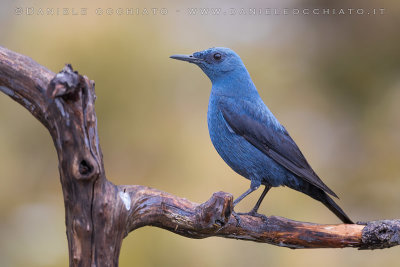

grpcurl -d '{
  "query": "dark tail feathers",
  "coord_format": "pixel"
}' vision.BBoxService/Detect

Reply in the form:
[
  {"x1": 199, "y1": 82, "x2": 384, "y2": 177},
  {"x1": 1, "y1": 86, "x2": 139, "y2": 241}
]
[
  {"x1": 288, "y1": 181, "x2": 354, "y2": 224},
  {"x1": 320, "y1": 193, "x2": 353, "y2": 224},
  {"x1": 285, "y1": 179, "x2": 353, "y2": 223}
]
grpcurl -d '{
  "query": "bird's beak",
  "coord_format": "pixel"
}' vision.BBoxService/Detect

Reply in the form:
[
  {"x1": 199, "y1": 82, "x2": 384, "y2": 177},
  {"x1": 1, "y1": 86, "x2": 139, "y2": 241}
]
[{"x1": 170, "y1": 54, "x2": 203, "y2": 64}]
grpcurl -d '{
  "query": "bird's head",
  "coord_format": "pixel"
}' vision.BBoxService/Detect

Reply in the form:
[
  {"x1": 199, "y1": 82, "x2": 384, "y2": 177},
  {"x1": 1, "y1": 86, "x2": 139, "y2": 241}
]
[{"x1": 170, "y1": 47, "x2": 248, "y2": 84}]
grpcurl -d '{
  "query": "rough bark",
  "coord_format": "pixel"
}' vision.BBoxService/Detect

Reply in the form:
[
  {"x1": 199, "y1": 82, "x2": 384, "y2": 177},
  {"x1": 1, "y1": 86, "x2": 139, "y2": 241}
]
[{"x1": 0, "y1": 46, "x2": 399, "y2": 266}]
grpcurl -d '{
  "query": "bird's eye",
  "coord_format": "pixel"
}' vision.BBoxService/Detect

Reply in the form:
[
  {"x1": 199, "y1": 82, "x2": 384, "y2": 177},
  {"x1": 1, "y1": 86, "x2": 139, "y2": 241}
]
[{"x1": 213, "y1": 53, "x2": 222, "y2": 60}]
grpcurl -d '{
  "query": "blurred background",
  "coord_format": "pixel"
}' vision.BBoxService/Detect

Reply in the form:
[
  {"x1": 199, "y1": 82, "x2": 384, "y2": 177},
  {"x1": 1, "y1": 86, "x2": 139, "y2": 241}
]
[{"x1": 1, "y1": 0, "x2": 399, "y2": 266}]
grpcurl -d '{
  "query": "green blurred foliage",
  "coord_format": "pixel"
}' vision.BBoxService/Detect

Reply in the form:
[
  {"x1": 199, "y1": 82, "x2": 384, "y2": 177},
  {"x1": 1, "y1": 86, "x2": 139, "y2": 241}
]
[{"x1": 0, "y1": 0, "x2": 399, "y2": 266}]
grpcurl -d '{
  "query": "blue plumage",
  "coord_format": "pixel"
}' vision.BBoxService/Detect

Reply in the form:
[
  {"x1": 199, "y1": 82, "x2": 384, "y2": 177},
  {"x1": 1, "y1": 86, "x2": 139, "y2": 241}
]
[
  {"x1": 208, "y1": 96, "x2": 287, "y2": 188},
  {"x1": 171, "y1": 47, "x2": 352, "y2": 223}
]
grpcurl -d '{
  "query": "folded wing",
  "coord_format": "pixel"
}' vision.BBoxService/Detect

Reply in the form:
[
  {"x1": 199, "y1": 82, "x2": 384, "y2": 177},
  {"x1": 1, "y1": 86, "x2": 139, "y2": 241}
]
[{"x1": 220, "y1": 101, "x2": 338, "y2": 198}]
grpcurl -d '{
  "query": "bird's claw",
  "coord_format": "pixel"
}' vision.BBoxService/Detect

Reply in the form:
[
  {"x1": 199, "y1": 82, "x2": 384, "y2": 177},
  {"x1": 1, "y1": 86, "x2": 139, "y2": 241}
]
[
  {"x1": 232, "y1": 211, "x2": 242, "y2": 227},
  {"x1": 243, "y1": 210, "x2": 269, "y2": 222},
  {"x1": 231, "y1": 210, "x2": 268, "y2": 227}
]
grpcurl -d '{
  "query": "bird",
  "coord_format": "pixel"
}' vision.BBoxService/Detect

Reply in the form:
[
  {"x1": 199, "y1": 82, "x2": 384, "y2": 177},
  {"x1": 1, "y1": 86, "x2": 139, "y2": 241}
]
[{"x1": 170, "y1": 47, "x2": 353, "y2": 224}]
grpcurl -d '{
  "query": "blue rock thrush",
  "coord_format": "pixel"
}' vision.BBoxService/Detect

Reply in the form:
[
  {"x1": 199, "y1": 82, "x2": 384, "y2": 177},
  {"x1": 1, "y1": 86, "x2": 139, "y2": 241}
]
[{"x1": 170, "y1": 47, "x2": 353, "y2": 223}]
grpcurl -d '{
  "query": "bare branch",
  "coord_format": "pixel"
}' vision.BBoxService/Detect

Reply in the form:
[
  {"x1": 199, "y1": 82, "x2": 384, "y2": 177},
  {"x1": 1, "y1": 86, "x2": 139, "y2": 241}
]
[
  {"x1": 0, "y1": 45, "x2": 399, "y2": 266},
  {"x1": 122, "y1": 185, "x2": 399, "y2": 249},
  {"x1": 0, "y1": 46, "x2": 53, "y2": 127}
]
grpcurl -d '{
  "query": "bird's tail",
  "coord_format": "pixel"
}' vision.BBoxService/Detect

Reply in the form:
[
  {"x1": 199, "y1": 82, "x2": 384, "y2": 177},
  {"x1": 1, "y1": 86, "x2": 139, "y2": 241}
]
[
  {"x1": 287, "y1": 181, "x2": 354, "y2": 224},
  {"x1": 320, "y1": 193, "x2": 353, "y2": 224}
]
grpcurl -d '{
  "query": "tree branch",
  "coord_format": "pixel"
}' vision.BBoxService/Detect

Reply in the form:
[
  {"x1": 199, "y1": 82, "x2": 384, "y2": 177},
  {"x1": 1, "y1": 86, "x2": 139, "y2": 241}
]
[
  {"x1": 0, "y1": 47, "x2": 53, "y2": 127},
  {"x1": 122, "y1": 185, "x2": 399, "y2": 249},
  {"x1": 0, "y1": 46, "x2": 399, "y2": 266}
]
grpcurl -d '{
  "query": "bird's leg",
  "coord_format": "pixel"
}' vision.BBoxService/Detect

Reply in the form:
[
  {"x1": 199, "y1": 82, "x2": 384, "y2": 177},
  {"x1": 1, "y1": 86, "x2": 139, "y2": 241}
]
[
  {"x1": 233, "y1": 181, "x2": 261, "y2": 226},
  {"x1": 249, "y1": 185, "x2": 271, "y2": 215},
  {"x1": 233, "y1": 184, "x2": 259, "y2": 207},
  {"x1": 244, "y1": 185, "x2": 271, "y2": 222},
  {"x1": 232, "y1": 184, "x2": 257, "y2": 226}
]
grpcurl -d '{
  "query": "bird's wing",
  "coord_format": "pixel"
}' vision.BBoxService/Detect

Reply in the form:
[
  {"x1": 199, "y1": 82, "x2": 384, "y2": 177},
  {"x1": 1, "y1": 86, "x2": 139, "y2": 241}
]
[{"x1": 219, "y1": 100, "x2": 338, "y2": 198}]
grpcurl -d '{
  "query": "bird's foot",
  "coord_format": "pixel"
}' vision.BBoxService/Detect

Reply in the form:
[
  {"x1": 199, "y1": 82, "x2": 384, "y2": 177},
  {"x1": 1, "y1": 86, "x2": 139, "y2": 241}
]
[
  {"x1": 232, "y1": 211, "x2": 242, "y2": 227},
  {"x1": 244, "y1": 210, "x2": 269, "y2": 222},
  {"x1": 232, "y1": 210, "x2": 269, "y2": 227}
]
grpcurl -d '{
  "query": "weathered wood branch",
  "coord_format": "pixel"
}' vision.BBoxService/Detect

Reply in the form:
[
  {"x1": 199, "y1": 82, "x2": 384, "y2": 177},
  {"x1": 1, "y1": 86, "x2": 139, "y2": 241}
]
[
  {"x1": 1, "y1": 46, "x2": 399, "y2": 266},
  {"x1": 122, "y1": 186, "x2": 400, "y2": 249}
]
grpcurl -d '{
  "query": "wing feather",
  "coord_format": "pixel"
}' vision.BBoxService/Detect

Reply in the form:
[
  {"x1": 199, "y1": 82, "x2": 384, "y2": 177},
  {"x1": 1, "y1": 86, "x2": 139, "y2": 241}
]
[{"x1": 220, "y1": 102, "x2": 338, "y2": 198}]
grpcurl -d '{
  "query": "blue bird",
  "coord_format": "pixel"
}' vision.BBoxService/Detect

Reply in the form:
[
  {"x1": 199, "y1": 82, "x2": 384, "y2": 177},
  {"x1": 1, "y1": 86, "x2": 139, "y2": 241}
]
[{"x1": 171, "y1": 47, "x2": 353, "y2": 224}]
